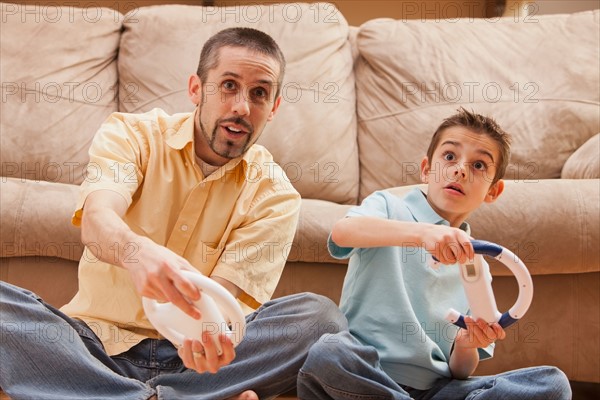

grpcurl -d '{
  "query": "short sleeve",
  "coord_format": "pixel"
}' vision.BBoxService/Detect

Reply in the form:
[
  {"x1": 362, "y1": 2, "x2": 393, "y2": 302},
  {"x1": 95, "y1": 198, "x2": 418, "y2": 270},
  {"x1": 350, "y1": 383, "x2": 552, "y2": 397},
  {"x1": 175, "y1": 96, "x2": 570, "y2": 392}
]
[
  {"x1": 327, "y1": 191, "x2": 392, "y2": 259},
  {"x1": 72, "y1": 113, "x2": 145, "y2": 226}
]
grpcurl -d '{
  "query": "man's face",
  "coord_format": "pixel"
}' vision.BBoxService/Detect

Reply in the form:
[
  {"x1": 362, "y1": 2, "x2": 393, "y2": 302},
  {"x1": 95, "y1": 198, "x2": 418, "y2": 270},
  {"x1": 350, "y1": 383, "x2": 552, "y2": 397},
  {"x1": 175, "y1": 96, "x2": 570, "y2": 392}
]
[
  {"x1": 420, "y1": 126, "x2": 504, "y2": 227},
  {"x1": 189, "y1": 46, "x2": 281, "y2": 166}
]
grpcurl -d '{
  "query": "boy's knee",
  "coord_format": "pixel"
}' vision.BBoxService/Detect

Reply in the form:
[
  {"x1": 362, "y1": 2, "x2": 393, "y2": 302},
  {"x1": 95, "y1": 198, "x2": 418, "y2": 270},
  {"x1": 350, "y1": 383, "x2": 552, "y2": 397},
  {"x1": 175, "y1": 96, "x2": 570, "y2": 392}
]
[
  {"x1": 521, "y1": 366, "x2": 571, "y2": 399},
  {"x1": 543, "y1": 366, "x2": 571, "y2": 399},
  {"x1": 303, "y1": 332, "x2": 350, "y2": 373}
]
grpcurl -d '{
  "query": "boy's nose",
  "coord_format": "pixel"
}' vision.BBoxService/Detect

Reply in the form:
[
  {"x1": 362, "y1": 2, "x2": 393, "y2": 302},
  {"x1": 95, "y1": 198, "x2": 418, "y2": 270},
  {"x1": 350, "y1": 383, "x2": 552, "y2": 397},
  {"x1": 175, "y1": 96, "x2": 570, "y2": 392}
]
[{"x1": 454, "y1": 163, "x2": 467, "y2": 178}]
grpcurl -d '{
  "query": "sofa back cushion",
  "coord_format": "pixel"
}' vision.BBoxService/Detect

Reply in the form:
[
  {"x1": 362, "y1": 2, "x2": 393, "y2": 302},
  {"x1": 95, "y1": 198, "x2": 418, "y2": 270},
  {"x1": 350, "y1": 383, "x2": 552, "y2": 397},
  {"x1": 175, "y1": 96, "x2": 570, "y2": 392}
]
[
  {"x1": 117, "y1": 2, "x2": 359, "y2": 204},
  {"x1": 0, "y1": 2, "x2": 122, "y2": 185},
  {"x1": 355, "y1": 10, "x2": 600, "y2": 200}
]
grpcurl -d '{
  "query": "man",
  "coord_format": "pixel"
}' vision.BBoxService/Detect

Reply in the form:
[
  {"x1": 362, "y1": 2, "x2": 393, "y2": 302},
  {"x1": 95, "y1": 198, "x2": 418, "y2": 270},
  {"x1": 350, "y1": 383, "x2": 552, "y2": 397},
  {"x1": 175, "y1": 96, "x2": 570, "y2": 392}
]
[{"x1": 0, "y1": 27, "x2": 345, "y2": 400}]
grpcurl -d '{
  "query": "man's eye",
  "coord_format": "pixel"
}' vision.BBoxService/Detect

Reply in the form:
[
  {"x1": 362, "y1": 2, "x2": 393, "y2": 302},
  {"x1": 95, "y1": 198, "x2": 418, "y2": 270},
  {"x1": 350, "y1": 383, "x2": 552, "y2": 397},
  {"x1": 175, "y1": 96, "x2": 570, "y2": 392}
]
[
  {"x1": 252, "y1": 87, "x2": 268, "y2": 100},
  {"x1": 222, "y1": 81, "x2": 236, "y2": 91}
]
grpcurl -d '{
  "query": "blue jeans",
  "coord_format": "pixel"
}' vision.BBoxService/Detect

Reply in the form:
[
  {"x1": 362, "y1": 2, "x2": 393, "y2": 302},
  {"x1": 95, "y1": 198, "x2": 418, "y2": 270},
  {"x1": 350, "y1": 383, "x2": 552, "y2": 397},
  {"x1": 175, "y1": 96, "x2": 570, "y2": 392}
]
[
  {"x1": 0, "y1": 282, "x2": 347, "y2": 400},
  {"x1": 298, "y1": 331, "x2": 572, "y2": 400}
]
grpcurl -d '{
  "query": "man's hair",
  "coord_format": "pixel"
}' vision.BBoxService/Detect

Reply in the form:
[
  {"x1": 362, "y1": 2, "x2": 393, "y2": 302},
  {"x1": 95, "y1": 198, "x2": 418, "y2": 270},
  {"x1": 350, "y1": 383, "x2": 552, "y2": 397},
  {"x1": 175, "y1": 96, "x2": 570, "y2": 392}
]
[
  {"x1": 426, "y1": 107, "x2": 512, "y2": 183},
  {"x1": 196, "y1": 27, "x2": 286, "y2": 99}
]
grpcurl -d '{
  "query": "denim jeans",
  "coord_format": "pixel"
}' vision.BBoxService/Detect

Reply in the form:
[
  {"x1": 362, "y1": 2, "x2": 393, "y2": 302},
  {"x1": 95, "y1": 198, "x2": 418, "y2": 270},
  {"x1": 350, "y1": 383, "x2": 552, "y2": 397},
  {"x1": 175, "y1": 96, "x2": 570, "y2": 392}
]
[
  {"x1": 297, "y1": 331, "x2": 572, "y2": 400},
  {"x1": 0, "y1": 281, "x2": 347, "y2": 400}
]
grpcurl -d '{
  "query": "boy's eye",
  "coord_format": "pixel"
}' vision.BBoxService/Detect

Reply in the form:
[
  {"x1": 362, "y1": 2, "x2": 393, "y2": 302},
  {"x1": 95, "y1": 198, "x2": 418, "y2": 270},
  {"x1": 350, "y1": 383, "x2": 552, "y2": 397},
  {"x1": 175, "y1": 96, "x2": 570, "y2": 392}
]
[
  {"x1": 443, "y1": 152, "x2": 455, "y2": 161},
  {"x1": 473, "y1": 161, "x2": 487, "y2": 170}
]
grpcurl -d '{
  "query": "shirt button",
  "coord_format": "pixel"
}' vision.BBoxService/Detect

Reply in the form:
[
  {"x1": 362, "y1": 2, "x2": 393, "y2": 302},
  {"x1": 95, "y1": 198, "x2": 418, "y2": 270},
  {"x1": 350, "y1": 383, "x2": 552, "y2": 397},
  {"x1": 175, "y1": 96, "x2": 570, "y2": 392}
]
[{"x1": 180, "y1": 224, "x2": 188, "y2": 231}]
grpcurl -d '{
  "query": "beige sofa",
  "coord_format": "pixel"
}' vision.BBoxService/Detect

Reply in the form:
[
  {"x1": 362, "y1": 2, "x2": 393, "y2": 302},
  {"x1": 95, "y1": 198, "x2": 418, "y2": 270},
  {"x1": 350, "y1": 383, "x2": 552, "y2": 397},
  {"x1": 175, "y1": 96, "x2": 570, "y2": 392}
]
[{"x1": 1, "y1": 1, "x2": 599, "y2": 394}]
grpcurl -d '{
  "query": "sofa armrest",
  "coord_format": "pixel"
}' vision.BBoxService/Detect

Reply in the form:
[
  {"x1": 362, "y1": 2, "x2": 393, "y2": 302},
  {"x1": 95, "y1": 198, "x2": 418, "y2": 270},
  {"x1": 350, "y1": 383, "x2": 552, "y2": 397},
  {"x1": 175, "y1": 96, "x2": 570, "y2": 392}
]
[
  {"x1": 561, "y1": 134, "x2": 600, "y2": 179},
  {"x1": 0, "y1": 178, "x2": 83, "y2": 261}
]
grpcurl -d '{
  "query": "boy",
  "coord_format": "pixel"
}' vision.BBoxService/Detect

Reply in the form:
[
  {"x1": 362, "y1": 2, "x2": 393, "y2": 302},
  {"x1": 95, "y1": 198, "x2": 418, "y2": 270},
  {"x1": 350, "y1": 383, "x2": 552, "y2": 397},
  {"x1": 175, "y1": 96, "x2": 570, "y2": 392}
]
[{"x1": 297, "y1": 108, "x2": 571, "y2": 399}]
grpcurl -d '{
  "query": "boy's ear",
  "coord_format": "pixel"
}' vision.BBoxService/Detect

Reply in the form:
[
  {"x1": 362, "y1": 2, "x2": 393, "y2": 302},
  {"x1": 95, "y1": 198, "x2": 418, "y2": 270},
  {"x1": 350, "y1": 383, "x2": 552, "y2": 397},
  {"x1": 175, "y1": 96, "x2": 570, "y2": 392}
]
[
  {"x1": 484, "y1": 179, "x2": 505, "y2": 203},
  {"x1": 420, "y1": 157, "x2": 430, "y2": 184}
]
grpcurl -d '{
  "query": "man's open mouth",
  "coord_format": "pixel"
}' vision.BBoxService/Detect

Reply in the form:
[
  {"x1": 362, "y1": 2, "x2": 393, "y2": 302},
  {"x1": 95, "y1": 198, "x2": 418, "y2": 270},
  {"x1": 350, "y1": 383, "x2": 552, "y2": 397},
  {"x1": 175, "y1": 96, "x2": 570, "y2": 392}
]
[{"x1": 222, "y1": 124, "x2": 249, "y2": 136}]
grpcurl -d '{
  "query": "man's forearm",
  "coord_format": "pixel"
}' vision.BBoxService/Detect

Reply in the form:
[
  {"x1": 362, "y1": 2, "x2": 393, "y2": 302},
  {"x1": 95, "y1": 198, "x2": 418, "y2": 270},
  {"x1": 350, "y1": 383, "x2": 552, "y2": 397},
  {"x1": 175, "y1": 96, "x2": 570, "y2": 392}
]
[{"x1": 81, "y1": 202, "x2": 147, "y2": 269}]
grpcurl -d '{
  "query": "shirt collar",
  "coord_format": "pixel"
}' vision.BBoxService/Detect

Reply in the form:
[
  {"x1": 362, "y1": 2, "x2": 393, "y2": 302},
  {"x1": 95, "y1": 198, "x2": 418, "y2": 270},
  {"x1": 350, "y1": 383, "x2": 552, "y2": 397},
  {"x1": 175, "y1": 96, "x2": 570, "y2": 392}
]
[{"x1": 403, "y1": 188, "x2": 470, "y2": 234}]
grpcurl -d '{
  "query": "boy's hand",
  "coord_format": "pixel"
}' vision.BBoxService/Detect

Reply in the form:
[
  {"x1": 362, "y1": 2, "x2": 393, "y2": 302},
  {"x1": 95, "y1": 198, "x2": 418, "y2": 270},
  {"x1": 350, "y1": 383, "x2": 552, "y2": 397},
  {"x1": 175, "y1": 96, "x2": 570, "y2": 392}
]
[
  {"x1": 422, "y1": 224, "x2": 474, "y2": 265},
  {"x1": 455, "y1": 316, "x2": 506, "y2": 349}
]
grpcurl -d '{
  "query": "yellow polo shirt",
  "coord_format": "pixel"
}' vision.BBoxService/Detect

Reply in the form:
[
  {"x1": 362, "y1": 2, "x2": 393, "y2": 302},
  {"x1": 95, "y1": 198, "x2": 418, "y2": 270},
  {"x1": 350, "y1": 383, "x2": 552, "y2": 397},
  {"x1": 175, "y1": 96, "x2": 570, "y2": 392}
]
[{"x1": 61, "y1": 108, "x2": 301, "y2": 356}]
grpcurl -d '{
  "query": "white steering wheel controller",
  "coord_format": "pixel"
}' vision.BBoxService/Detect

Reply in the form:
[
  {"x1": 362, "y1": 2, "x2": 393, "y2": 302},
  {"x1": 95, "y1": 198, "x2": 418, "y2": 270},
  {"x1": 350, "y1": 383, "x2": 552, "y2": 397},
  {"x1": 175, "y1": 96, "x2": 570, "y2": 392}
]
[
  {"x1": 142, "y1": 270, "x2": 246, "y2": 353},
  {"x1": 445, "y1": 240, "x2": 534, "y2": 329}
]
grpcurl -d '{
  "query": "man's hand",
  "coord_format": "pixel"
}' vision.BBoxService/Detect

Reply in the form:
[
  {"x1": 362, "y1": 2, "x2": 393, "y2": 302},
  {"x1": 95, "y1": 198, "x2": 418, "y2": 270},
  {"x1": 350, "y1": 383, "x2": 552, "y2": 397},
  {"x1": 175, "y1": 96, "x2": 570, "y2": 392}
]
[
  {"x1": 126, "y1": 239, "x2": 202, "y2": 319},
  {"x1": 178, "y1": 332, "x2": 236, "y2": 373}
]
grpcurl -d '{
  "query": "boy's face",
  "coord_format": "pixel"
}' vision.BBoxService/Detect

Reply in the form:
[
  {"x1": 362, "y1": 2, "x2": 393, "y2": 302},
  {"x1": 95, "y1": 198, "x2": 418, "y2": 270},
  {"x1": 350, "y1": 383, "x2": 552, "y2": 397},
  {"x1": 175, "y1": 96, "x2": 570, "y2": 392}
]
[{"x1": 420, "y1": 126, "x2": 504, "y2": 227}]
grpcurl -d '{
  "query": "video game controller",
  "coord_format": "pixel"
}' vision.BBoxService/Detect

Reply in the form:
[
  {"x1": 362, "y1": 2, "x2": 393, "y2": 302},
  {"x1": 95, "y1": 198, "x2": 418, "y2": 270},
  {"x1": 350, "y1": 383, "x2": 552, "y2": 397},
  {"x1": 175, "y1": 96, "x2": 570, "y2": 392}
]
[
  {"x1": 142, "y1": 270, "x2": 246, "y2": 353},
  {"x1": 444, "y1": 240, "x2": 534, "y2": 329}
]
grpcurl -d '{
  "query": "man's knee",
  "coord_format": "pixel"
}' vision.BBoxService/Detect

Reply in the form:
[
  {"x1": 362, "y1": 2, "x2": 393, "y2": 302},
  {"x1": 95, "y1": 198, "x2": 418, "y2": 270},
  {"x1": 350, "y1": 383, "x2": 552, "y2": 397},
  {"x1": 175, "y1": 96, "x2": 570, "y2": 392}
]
[
  {"x1": 294, "y1": 292, "x2": 348, "y2": 334},
  {"x1": 0, "y1": 282, "x2": 42, "y2": 308}
]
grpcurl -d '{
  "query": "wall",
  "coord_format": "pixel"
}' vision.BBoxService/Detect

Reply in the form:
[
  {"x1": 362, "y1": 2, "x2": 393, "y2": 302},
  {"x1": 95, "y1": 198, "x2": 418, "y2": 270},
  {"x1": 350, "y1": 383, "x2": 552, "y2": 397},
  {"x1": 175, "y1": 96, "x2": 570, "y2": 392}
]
[
  {"x1": 533, "y1": 0, "x2": 599, "y2": 15},
  {"x1": 217, "y1": 0, "x2": 497, "y2": 25}
]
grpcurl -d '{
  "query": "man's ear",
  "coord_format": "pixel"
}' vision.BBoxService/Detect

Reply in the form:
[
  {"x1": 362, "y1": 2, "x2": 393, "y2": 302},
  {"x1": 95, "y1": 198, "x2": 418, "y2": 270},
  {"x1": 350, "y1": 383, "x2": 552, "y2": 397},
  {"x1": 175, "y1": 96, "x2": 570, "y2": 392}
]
[
  {"x1": 484, "y1": 179, "x2": 505, "y2": 203},
  {"x1": 188, "y1": 74, "x2": 203, "y2": 105},
  {"x1": 420, "y1": 156, "x2": 430, "y2": 184},
  {"x1": 266, "y1": 95, "x2": 282, "y2": 122}
]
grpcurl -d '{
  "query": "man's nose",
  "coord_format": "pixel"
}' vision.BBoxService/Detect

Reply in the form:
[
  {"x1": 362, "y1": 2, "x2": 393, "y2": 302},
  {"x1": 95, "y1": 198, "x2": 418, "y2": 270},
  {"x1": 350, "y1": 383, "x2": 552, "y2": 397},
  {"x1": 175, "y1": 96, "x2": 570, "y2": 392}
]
[{"x1": 231, "y1": 93, "x2": 250, "y2": 116}]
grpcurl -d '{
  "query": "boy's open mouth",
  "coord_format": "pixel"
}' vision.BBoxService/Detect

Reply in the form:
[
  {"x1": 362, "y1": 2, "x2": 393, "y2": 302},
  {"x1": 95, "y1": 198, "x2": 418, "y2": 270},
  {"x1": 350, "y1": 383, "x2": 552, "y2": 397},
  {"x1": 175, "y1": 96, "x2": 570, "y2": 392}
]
[{"x1": 445, "y1": 184, "x2": 464, "y2": 194}]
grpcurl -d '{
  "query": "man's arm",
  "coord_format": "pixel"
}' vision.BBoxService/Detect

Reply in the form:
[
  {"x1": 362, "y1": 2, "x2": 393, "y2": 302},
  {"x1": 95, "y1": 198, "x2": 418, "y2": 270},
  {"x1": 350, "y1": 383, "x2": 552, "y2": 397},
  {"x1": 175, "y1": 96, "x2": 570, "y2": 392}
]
[
  {"x1": 80, "y1": 189, "x2": 202, "y2": 319},
  {"x1": 331, "y1": 216, "x2": 475, "y2": 265}
]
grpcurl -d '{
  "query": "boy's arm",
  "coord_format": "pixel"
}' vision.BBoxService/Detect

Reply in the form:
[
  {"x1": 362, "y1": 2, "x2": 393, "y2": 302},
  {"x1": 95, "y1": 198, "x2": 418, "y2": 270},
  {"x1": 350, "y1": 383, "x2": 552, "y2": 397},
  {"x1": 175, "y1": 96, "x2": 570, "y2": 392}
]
[
  {"x1": 331, "y1": 216, "x2": 475, "y2": 265},
  {"x1": 449, "y1": 316, "x2": 506, "y2": 379}
]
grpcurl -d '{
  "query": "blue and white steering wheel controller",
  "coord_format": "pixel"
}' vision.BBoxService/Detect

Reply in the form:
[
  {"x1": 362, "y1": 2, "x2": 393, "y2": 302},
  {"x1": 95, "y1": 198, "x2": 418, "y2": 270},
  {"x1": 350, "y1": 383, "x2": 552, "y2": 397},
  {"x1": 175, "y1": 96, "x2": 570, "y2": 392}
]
[{"x1": 446, "y1": 240, "x2": 534, "y2": 330}]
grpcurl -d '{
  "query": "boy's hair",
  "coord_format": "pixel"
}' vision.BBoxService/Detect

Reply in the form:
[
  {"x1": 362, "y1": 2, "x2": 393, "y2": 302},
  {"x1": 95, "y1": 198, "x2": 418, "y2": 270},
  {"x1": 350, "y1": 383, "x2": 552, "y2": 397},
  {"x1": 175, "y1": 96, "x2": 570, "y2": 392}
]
[
  {"x1": 426, "y1": 107, "x2": 512, "y2": 183},
  {"x1": 196, "y1": 27, "x2": 286, "y2": 99}
]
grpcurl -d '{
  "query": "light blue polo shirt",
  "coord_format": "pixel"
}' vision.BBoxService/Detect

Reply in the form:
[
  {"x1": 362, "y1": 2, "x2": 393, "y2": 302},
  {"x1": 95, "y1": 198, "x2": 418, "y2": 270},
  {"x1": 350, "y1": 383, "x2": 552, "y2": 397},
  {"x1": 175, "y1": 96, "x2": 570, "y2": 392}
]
[{"x1": 329, "y1": 188, "x2": 493, "y2": 390}]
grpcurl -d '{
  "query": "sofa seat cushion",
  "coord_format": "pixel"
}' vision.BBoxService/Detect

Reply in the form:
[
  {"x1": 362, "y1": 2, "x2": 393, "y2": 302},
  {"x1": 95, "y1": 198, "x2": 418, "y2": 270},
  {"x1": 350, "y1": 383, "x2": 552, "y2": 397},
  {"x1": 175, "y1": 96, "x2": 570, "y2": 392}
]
[
  {"x1": 0, "y1": 3, "x2": 122, "y2": 186},
  {"x1": 355, "y1": 10, "x2": 600, "y2": 200},
  {"x1": 0, "y1": 175, "x2": 352, "y2": 266},
  {"x1": 385, "y1": 181, "x2": 598, "y2": 276},
  {"x1": 561, "y1": 134, "x2": 600, "y2": 179},
  {"x1": 0, "y1": 178, "x2": 83, "y2": 261},
  {"x1": 117, "y1": 3, "x2": 359, "y2": 204},
  {"x1": 290, "y1": 199, "x2": 353, "y2": 264}
]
